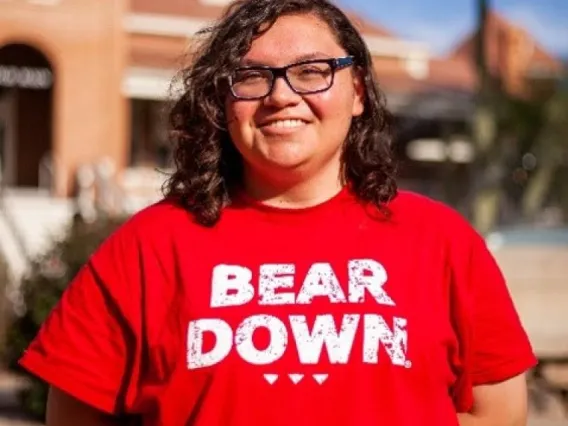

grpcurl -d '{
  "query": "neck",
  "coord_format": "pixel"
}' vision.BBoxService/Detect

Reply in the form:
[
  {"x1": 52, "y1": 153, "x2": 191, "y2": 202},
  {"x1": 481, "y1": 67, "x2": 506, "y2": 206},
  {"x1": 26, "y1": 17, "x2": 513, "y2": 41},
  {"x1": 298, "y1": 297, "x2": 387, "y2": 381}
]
[{"x1": 242, "y1": 161, "x2": 344, "y2": 209}]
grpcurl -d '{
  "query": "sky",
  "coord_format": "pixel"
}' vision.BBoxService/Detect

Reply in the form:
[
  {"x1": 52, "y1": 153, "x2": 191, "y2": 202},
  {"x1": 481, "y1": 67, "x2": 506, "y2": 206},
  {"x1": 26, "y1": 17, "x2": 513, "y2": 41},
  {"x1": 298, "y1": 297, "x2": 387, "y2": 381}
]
[{"x1": 338, "y1": 0, "x2": 568, "y2": 58}]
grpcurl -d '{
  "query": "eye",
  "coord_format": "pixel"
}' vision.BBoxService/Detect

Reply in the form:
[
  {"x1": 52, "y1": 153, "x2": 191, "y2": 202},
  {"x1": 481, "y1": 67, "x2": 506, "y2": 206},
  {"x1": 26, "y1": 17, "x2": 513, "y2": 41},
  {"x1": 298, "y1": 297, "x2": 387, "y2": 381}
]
[
  {"x1": 290, "y1": 63, "x2": 332, "y2": 80},
  {"x1": 234, "y1": 70, "x2": 270, "y2": 84},
  {"x1": 301, "y1": 65, "x2": 328, "y2": 74}
]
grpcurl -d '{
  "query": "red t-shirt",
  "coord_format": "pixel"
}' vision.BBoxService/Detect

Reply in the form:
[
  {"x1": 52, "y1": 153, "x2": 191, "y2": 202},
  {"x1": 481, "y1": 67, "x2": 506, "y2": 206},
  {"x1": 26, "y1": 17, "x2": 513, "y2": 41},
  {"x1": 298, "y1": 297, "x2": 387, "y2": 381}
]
[{"x1": 19, "y1": 188, "x2": 536, "y2": 425}]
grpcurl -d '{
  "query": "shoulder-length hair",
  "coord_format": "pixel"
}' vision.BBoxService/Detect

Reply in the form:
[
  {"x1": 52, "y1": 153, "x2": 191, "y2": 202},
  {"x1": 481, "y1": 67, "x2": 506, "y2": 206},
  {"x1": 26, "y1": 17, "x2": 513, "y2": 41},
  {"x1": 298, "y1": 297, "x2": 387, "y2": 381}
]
[{"x1": 164, "y1": 0, "x2": 397, "y2": 226}]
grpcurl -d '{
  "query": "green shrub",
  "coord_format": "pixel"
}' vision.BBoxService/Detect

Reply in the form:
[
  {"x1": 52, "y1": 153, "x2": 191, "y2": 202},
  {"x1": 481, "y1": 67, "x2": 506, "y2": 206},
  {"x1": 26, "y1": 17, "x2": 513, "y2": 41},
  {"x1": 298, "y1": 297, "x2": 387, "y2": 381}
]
[{"x1": 4, "y1": 214, "x2": 127, "y2": 420}]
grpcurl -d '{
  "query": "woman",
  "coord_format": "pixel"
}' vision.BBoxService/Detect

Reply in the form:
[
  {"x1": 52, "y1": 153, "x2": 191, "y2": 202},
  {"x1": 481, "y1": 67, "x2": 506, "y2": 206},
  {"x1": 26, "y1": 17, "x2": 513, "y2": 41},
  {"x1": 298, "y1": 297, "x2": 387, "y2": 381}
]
[{"x1": 19, "y1": 0, "x2": 536, "y2": 425}]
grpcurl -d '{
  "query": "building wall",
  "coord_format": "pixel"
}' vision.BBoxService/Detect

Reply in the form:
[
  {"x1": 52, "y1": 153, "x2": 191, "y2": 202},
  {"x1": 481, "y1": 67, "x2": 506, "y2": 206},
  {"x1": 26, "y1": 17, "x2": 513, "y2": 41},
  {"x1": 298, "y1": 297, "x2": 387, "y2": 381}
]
[{"x1": 0, "y1": 0, "x2": 129, "y2": 197}]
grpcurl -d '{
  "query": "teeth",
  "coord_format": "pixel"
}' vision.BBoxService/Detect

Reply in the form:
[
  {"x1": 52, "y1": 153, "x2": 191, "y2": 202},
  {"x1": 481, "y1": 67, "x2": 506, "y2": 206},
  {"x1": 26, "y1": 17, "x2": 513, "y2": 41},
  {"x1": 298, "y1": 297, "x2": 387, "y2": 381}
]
[{"x1": 269, "y1": 119, "x2": 305, "y2": 129}]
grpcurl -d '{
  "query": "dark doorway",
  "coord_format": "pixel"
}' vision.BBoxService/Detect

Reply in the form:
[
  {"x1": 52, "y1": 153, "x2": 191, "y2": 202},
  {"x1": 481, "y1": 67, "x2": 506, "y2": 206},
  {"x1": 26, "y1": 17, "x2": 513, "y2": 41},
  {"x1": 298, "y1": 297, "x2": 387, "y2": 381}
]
[{"x1": 0, "y1": 43, "x2": 54, "y2": 188}]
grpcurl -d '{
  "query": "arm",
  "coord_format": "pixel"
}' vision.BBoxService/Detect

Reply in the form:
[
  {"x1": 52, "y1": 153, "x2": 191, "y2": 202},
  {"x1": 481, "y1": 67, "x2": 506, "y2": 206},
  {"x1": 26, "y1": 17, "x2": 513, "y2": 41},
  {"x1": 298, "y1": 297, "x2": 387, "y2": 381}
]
[
  {"x1": 458, "y1": 374, "x2": 529, "y2": 426},
  {"x1": 46, "y1": 387, "x2": 122, "y2": 426},
  {"x1": 443, "y1": 211, "x2": 537, "y2": 420}
]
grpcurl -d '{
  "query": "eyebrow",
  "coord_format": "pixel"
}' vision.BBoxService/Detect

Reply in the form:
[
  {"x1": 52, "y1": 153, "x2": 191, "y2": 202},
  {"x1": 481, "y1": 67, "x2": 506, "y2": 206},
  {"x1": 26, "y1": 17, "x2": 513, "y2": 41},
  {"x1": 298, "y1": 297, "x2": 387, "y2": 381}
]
[{"x1": 240, "y1": 51, "x2": 334, "y2": 67}]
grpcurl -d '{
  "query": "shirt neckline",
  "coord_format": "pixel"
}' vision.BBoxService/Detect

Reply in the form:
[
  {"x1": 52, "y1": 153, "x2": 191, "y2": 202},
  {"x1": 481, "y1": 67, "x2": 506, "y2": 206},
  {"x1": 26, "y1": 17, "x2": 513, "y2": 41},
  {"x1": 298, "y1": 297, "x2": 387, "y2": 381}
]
[{"x1": 230, "y1": 185, "x2": 354, "y2": 221}]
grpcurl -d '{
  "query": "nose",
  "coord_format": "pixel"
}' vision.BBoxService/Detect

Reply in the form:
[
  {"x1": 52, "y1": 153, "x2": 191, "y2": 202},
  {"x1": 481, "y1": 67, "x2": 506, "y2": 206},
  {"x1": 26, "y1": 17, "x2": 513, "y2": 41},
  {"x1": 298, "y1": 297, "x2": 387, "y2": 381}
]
[{"x1": 264, "y1": 76, "x2": 301, "y2": 107}]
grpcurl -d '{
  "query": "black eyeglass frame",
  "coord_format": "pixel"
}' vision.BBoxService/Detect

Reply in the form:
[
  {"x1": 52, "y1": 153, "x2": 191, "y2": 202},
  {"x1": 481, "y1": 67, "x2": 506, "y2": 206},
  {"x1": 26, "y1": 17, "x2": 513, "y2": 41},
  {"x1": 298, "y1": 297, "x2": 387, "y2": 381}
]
[{"x1": 228, "y1": 55, "x2": 356, "y2": 100}]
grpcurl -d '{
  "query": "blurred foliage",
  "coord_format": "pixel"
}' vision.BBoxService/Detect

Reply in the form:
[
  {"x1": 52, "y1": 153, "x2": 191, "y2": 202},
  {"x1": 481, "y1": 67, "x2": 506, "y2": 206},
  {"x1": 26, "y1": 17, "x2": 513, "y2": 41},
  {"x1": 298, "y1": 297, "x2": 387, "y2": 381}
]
[
  {"x1": 550, "y1": 87, "x2": 568, "y2": 215},
  {"x1": 469, "y1": 0, "x2": 567, "y2": 230},
  {"x1": 470, "y1": 71, "x2": 568, "y2": 228},
  {"x1": 510, "y1": 84, "x2": 568, "y2": 221},
  {"x1": 3, "y1": 215, "x2": 127, "y2": 420}
]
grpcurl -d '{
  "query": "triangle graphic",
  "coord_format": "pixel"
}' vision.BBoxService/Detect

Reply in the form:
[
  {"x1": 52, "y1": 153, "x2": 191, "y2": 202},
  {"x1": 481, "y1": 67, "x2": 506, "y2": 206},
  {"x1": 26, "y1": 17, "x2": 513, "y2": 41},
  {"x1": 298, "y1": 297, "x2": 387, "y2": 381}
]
[
  {"x1": 289, "y1": 374, "x2": 304, "y2": 384},
  {"x1": 264, "y1": 374, "x2": 279, "y2": 385},
  {"x1": 313, "y1": 374, "x2": 328, "y2": 384}
]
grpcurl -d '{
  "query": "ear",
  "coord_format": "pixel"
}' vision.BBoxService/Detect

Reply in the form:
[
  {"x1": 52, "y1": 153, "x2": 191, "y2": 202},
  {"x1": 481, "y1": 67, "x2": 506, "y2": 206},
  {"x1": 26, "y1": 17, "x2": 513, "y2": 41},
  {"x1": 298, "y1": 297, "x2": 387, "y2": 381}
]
[{"x1": 351, "y1": 69, "x2": 365, "y2": 117}]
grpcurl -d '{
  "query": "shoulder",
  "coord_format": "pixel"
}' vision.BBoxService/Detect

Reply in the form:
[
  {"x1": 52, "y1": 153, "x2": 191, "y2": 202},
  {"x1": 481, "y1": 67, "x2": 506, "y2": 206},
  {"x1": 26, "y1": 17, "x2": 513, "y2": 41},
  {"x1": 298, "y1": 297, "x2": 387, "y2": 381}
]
[
  {"x1": 114, "y1": 197, "x2": 197, "y2": 238},
  {"x1": 126, "y1": 197, "x2": 192, "y2": 227},
  {"x1": 386, "y1": 190, "x2": 489, "y2": 264},
  {"x1": 389, "y1": 190, "x2": 477, "y2": 238},
  {"x1": 88, "y1": 198, "x2": 197, "y2": 261}
]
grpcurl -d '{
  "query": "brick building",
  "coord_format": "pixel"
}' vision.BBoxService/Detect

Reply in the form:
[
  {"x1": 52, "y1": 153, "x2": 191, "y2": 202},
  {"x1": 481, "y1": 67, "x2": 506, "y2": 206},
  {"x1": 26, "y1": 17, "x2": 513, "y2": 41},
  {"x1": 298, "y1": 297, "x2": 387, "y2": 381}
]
[
  {"x1": 0, "y1": 0, "x2": 562, "y2": 201},
  {"x1": 450, "y1": 11, "x2": 563, "y2": 99}
]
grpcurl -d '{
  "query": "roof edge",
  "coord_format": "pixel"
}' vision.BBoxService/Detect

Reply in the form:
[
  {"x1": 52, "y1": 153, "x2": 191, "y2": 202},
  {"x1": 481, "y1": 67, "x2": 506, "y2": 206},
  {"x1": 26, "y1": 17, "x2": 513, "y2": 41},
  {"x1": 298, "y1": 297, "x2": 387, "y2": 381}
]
[{"x1": 124, "y1": 12, "x2": 431, "y2": 59}]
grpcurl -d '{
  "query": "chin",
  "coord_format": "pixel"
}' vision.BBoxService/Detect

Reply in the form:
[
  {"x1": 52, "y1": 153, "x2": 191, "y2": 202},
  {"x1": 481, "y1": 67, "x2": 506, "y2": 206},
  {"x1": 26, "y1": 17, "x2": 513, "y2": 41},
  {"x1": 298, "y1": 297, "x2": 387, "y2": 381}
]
[
  {"x1": 252, "y1": 154, "x2": 311, "y2": 175},
  {"x1": 257, "y1": 145, "x2": 310, "y2": 167},
  {"x1": 265, "y1": 157, "x2": 308, "y2": 170}
]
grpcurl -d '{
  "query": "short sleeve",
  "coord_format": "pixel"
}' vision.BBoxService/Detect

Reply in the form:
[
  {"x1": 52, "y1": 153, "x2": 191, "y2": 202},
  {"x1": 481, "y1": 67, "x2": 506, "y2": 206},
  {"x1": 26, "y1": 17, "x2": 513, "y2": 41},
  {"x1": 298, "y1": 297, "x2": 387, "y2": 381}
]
[
  {"x1": 449, "y1": 222, "x2": 537, "y2": 412},
  {"x1": 18, "y1": 226, "x2": 142, "y2": 415}
]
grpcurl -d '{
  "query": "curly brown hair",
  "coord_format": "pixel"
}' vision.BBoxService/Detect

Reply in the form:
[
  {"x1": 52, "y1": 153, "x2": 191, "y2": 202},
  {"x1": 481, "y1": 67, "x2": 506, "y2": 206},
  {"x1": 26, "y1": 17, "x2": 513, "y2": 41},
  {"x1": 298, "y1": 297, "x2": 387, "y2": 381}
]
[{"x1": 164, "y1": 0, "x2": 397, "y2": 226}]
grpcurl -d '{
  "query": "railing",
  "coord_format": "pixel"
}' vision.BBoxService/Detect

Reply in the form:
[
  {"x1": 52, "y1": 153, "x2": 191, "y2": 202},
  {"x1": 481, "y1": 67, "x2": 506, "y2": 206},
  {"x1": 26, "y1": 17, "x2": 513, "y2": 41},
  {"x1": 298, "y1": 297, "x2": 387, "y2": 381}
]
[
  {"x1": 0, "y1": 158, "x2": 165, "y2": 284},
  {"x1": 38, "y1": 151, "x2": 53, "y2": 191}
]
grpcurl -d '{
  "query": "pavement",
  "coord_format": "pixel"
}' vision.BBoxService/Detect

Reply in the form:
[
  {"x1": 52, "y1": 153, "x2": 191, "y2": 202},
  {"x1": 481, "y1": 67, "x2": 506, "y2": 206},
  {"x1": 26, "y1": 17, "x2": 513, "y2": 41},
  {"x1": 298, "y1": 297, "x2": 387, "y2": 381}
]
[{"x1": 0, "y1": 372, "x2": 37, "y2": 426}]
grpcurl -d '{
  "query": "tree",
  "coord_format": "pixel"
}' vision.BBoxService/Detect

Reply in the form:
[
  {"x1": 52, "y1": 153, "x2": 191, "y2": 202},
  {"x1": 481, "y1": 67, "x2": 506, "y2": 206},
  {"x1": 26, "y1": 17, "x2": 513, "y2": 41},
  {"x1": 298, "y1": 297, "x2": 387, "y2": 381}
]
[
  {"x1": 469, "y1": 0, "x2": 567, "y2": 231},
  {"x1": 470, "y1": 0, "x2": 503, "y2": 234},
  {"x1": 521, "y1": 88, "x2": 568, "y2": 220}
]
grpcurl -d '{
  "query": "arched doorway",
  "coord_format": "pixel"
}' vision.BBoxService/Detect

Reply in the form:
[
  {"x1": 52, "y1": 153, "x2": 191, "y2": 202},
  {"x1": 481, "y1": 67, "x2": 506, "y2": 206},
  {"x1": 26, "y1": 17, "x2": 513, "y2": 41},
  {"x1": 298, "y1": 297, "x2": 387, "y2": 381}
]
[{"x1": 0, "y1": 43, "x2": 54, "y2": 189}]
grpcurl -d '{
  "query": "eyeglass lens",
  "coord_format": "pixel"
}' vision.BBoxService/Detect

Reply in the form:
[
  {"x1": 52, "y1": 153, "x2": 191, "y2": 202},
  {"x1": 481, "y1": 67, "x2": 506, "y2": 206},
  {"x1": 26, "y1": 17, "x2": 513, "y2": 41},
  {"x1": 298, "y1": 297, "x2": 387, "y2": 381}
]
[{"x1": 232, "y1": 61, "x2": 334, "y2": 99}]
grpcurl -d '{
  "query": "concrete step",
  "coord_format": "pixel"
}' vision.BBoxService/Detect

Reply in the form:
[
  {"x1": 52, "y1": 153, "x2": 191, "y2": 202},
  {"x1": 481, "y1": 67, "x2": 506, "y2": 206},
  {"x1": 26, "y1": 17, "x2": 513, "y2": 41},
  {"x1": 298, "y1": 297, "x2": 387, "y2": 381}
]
[{"x1": 0, "y1": 190, "x2": 74, "y2": 259}]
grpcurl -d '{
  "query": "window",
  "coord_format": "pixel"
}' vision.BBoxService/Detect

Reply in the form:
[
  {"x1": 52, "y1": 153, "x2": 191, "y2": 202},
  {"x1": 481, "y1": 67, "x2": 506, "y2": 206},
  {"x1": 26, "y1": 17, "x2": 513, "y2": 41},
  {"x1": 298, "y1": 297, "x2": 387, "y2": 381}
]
[{"x1": 130, "y1": 99, "x2": 171, "y2": 169}]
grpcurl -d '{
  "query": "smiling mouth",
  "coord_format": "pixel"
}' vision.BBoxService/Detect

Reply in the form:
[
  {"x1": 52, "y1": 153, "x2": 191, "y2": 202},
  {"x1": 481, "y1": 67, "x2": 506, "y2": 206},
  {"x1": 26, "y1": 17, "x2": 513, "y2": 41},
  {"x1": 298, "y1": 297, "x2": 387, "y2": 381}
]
[{"x1": 260, "y1": 119, "x2": 308, "y2": 132}]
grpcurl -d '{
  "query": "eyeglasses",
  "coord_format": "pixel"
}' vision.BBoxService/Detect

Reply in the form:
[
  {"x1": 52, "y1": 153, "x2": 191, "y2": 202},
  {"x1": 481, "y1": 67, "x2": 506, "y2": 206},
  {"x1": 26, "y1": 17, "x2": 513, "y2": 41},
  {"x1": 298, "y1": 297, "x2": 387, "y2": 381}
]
[{"x1": 229, "y1": 56, "x2": 355, "y2": 100}]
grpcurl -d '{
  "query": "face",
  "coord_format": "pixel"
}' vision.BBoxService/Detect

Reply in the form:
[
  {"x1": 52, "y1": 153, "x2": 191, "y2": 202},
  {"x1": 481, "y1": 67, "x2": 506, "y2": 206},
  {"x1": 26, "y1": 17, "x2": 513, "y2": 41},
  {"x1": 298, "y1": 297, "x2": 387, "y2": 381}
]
[{"x1": 225, "y1": 13, "x2": 365, "y2": 183}]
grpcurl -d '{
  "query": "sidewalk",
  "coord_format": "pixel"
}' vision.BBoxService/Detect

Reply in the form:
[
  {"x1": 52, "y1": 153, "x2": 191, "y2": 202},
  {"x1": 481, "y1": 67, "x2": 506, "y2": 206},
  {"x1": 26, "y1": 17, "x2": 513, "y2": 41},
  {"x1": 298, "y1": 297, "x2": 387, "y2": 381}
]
[{"x1": 0, "y1": 371, "x2": 39, "y2": 426}]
